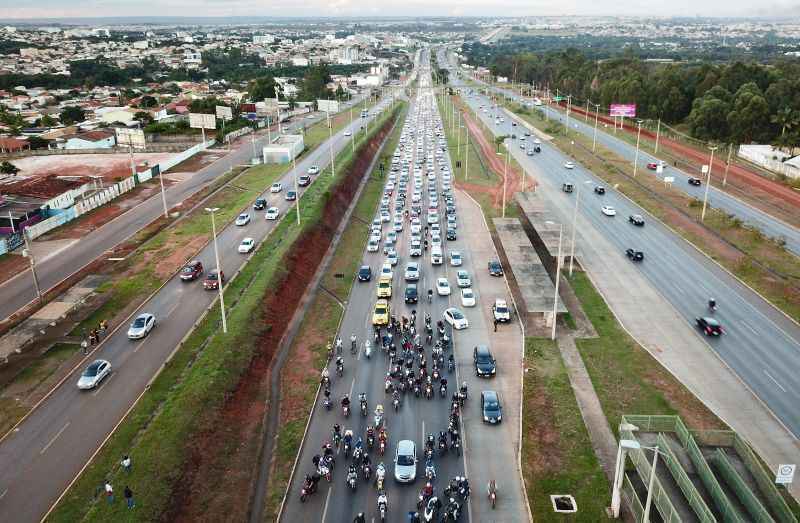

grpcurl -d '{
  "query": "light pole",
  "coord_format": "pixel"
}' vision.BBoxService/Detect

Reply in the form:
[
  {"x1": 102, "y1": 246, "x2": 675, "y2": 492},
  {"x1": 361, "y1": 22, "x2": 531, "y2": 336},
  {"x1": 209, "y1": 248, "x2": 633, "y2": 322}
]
[
  {"x1": 654, "y1": 118, "x2": 661, "y2": 154},
  {"x1": 465, "y1": 131, "x2": 470, "y2": 182},
  {"x1": 723, "y1": 144, "x2": 733, "y2": 187},
  {"x1": 328, "y1": 110, "x2": 335, "y2": 178},
  {"x1": 569, "y1": 181, "x2": 591, "y2": 276},
  {"x1": 157, "y1": 166, "x2": 169, "y2": 218},
  {"x1": 565, "y1": 94, "x2": 572, "y2": 135},
  {"x1": 547, "y1": 221, "x2": 563, "y2": 341},
  {"x1": 701, "y1": 145, "x2": 718, "y2": 221},
  {"x1": 610, "y1": 438, "x2": 641, "y2": 518},
  {"x1": 592, "y1": 103, "x2": 600, "y2": 153},
  {"x1": 497, "y1": 143, "x2": 510, "y2": 218},
  {"x1": 642, "y1": 446, "x2": 666, "y2": 523},
  {"x1": 205, "y1": 207, "x2": 227, "y2": 334},
  {"x1": 633, "y1": 120, "x2": 642, "y2": 177},
  {"x1": 292, "y1": 155, "x2": 300, "y2": 225},
  {"x1": 350, "y1": 106, "x2": 354, "y2": 153},
  {"x1": 22, "y1": 230, "x2": 42, "y2": 304}
]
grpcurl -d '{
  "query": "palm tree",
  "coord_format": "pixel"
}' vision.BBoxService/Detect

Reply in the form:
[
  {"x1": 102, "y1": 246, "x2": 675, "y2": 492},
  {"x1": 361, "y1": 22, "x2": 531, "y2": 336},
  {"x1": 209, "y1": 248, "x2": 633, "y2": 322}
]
[{"x1": 771, "y1": 107, "x2": 799, "y2": 137}]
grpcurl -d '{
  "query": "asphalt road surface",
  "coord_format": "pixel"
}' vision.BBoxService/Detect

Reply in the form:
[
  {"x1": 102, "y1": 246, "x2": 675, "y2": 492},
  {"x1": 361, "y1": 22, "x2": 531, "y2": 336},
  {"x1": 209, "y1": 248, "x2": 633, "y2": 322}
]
[
  {"x1": 463, "y1": 66, "x2": 800, "y2": 256},
  {"x1": 0, "y1": 97, "x2": 368, "y2": 323},
  {"x1": 281, "y1": 55, "x2": 528, "y2": 523},
  {"x1": 0, "y1": 95, "x2": 396, "y2": 523},
  {"x1": 445, "y1": 53, "x2": 800, "y2": 438}
]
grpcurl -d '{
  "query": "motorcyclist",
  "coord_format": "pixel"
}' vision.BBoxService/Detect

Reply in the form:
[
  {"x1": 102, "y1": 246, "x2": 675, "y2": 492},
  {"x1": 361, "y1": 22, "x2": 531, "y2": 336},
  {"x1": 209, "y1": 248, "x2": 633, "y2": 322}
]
[
  {"x1": 422, "y1": 481, "x2": 434, "y2": 499},
  {"x1": 336, "y1": 336, "x2": 343, "y2": 354},
  {"x1": 321, "y1": 366, "x2": 330, "y2": 380},
  {"x1": 425, "y1": 458, "x2": 436, "y2": 480},
  {"x1": 336, "y1": 355, "x2": 344, "y2": 374},
  {"x1": 341, "y1": 393, "x2": 351, "y2": 411},
  {"x1": 359, "y1": 392, "x2": 368, "y2": 413},
  {"x1": 366, "y1": 425, "x2": 375, "y2": 446},
  {"x1": 460, "y1": 381, "x2": 468, "y2": 399},
  {"x1": 347, "y1": 464, "x2": 358, "y2": 487},
  {"x1": 709, "y1": 298, "x2": 716, "y2": 310},
  {"x1": 377, "y1": 490, "x2": 388, "y2": 511},
  {"x1": 378, "y1": 427, "x2": 388, "y2": 445},
  {"x1": 427, "y1": 288, "x2": 433, "y2": 303},
  {"x1": 364, "y1": 339, "x2": 372, "y2": 357},
  {"x1": 353, "y1": 513, "x2": 366, "y2": 523},
  {"x1": 343, "y1": 429, "x2": 354, "y2": 448}
]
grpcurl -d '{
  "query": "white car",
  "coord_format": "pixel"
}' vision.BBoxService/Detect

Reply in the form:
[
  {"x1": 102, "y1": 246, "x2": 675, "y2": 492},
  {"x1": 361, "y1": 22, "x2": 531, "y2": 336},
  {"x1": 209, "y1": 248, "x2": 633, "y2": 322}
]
[
  {"x1": 430, "y1": 234, "x2": 442, "y2": 248},
  {"x1": 344, "y1": 130, "x2": 352, "y2": 137},
  {"x1": 404, "y1": 262, "x2": 420, "y2": 281},
  {"x1": 409, "y1": 240, "x2": 422, "y2": 257},
  {"x1": 449, "y1": 251, "x2": 463, "y2": 267},
  {"x1": 564, "y1": 162, "x2": 575, "y2": 170},
  {"x1": 367, "y1": 238, "x2": 380, "y2": 252},
  {"x1": 601, "y1": 205, "x2": 617, "y2": 217},
  {"x1": 235, "y1": 213, "x2": 251, "y2": 226},
  {"x1": 436, "y1": 277, "x2": 451, "y2": 296},
  {"x1": 307, "y1": 165, "x2": 320, "y2": 175},
  {"x1": 443, "y1": 307, "x2": 469, "y2": 330},
  {"x1": 127, "y1": 312, "x2": 155, "y2": 339},
  {"x1": 380, "y1": 262, "x2": 393, "y2": 280},
  {"x1": 533, "y1": 138, "x2": 542, "y2": 145},
  {"x1": 265, "y1": 207, "x2": 280, "y2": 220},
  {"x1": 77, "y1": 359, "x2": 112, "y2": 390},
  {"x1": 270, "y1": 183, "x2": 282, "y2": 193},
  {"x1": 386, "y1": 249, "x2": 399, "y2": 266},
  {"x1": 456, "y1": 270, "x2": 471, "y2": 288},
  {"x1": 239, "y1": 237, "x2": 255, "y2": 253},
  {"x1": 461, "y1": 288, "x2": 476, "y2": 307}
]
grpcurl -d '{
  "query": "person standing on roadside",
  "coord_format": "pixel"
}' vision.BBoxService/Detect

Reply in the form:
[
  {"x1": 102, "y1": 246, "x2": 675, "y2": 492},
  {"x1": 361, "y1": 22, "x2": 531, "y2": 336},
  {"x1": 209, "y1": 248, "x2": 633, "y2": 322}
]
[
  {"x1": 124, "y1": 486, "x2": 134, "y2": 509},
  {"x1": 121, "y1": 455, "x2": 131, "y2": 473},
  {"x1": 493, "y1": 317, "x2": 498, "y2": 332},
  {"x1": 104, "y1": 481, "x2": 114, "y2": 504}
]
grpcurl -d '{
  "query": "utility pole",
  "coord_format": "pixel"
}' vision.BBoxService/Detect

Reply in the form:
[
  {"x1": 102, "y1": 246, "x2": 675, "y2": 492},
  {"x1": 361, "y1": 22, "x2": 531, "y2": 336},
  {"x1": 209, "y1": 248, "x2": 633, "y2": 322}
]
[
  {"x1": 569, "y1": 183, "x2": 581, "y2": 276},
  {"x1": 502, "y1": 145, "x2": 509, "y2": 218},
  {"x1": 585, "y1": 98, "x2": 590, "y2": 122},
  {"x1": 701, "y1": 145, "x2": 718, "y2": 221},
  {"x1": 633, "y1": 121, "x2": 642, "y2": 177},
  {"x1": 723, "y1": 144, "x2": 733, "y2": 187},
  {"x1": 292, "y1": 155, "x2": 301, "y2": 225},
  {"x1": 328, "y1": 110, "x2": 335, "y2": 178},
  {"x1": 551, "y1": 223, "x2": 563, "y2": 341},
  {"x1": 206, "y1": 208, "x2": 227, "y2": 334},
  {"x1": 592, "y1": 103, "x2": 600, "y2": 153},
  {"x1": 565, "y1": 94, "x2": 572, "y2": 135},
  {"x1": 465, "y1": 131, "x2": 470, "y2": 182},
  {"x1": 654, "y1": 118, "x2": 661, "y2": 154},
  {"x1": 350, "y1": 106, "x2": 354, "y2": 153},
  {"x1": 158, "y1": 166, "x2": 169, "y2": 218},
  {"x1": 23, "y1": 230, "x2": 42, "y2": 304}
]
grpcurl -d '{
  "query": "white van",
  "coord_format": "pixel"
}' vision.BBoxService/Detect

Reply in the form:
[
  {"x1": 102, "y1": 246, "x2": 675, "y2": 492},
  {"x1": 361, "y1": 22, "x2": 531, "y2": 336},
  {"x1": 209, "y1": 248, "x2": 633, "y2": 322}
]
[{"x1": 431, "y1": 245, "x2": 443, "y2": 265}]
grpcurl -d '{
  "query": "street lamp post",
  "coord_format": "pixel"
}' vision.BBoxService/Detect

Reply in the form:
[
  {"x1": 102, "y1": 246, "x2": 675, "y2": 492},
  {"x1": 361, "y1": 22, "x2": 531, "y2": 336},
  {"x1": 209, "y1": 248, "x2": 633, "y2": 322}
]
[
  {"x1": 633, "y1": 121, "x2": 642, "y2": 177},
  {"x1": 350, "y1": 106, "x2": 354, "y2": 153},
  {"x1": 592, "y1": 103, "x2": 600, "y2": 153},
  {"x1": 701, "y1": 145, "x2": 718, "y2": 221},
  {"x1": 565, "y1": 94, "x2": 572, "y2": 135},
  {"x1": 465, "y1": 131, "x2": 470, "y2": 182},
  {"x1": 205, "y1": 207, "x2": 227, "y2": 334},
  {"x1": 610, "y1": 438, "x2": 641, "y2": 518},
  {"x1": 328, "y1": 110, "x2": 335, "y2": 178},
  {"x1": 569, "y1": 181, "x2": 591, "y2": 276},
  {"x1": 22, "y1": 230, "x2": 42, "y2": 304},
  {"x1": 501, "y1": 144, "x2": 510, "y2": 218},
  {"x1": 642, "y1": 447, "x2": 661, "y2": 522},
  {"x1": 551, "y1": 222, "x2": 563, "y2": 341},
  {"x1": 292, "y1": 155, "x2": 301, "y2": 225}
]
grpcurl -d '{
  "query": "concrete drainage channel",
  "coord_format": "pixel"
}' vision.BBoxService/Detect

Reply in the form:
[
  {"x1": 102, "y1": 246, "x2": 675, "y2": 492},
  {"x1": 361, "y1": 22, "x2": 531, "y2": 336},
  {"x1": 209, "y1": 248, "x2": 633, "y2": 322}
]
[{"x1": 247, "y1": 111, "x2": 401, "y2": 523}]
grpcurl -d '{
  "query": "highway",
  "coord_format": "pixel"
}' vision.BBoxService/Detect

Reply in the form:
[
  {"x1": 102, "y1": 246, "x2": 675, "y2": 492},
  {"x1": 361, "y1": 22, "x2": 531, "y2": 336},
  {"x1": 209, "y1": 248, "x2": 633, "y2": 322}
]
[
  {"x1": 462, "y1": 67, "x2": 800, "y2": 256},
  {"x1": 444, "y1": 51, "x2": 800, "y2": 439},
  {"x1": 281, "y1": 53, "x2": 528, "y2": 523},
  {"x1": 0, "y1": 94, "x2": 396, "y2": 523},
  {"x1": 0, "y1": 98, "x2": 367, "y2": 323}
]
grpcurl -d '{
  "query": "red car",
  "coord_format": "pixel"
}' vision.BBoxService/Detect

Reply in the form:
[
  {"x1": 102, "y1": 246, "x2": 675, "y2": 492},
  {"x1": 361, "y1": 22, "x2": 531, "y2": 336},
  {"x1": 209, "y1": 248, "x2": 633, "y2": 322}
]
[
  {"x1": 203, "y1": 269, "x2": 225, "y2": 290},
  {"x1": 646, "y1": 162, "x2": 658, "y2": 170},
  {"x1": 180, "y1": 260, "x2": 204, "y2": 281}
]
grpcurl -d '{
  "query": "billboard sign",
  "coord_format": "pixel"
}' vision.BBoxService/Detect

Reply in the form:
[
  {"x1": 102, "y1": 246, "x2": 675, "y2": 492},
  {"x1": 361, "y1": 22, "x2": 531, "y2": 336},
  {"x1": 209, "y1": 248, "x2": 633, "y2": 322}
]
[
  {"x1": 776, "y1": 464, "x2": 796, "y2": 485},
  {"x1": 189, "y1": 113, "x2": 216, "y2": 130},
  {"x1": 610, "y1": 104, "x2": 636, "y2": 117},
  {"x1": 115, "y1": 128, "x2": 146, "y2": 149},
  {"x1": 215, "y1": 105, "x2": 233, "y2": 121}
]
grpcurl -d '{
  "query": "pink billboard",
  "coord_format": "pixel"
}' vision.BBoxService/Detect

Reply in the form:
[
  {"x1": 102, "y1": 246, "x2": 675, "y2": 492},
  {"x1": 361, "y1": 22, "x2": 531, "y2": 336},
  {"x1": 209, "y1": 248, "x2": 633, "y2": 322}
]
[{"x1": 610, "y1": 104, "x2": 636, "y2": 117}]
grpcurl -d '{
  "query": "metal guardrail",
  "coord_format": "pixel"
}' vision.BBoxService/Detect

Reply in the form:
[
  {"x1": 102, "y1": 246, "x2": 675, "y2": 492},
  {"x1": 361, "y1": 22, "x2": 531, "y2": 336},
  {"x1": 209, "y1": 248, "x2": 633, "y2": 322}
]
[
  {"x1": 732, "y1": 435, "x2": 798, "y2": 523},
  {"x1": 711, "y1": 448, "x2": 775, "y2": 522},
  {"x1": 657, "y1": 432, "x2": 717, "y2": 522}
]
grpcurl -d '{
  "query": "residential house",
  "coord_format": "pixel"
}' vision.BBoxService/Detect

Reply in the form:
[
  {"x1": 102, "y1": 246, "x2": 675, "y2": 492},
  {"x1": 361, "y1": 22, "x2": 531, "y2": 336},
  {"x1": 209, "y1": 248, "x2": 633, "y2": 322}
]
[{"x1": 60, "y1": 130, "x2": 116, "y2": 150}]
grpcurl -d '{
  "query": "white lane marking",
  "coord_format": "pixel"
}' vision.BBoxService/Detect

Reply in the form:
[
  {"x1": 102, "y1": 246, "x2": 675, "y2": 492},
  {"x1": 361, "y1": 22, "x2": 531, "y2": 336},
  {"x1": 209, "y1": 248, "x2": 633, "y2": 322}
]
[
  {"x1": 132, "y1": 339, "x2": 148, "y2": 354},
  {"x1": 764, "y1": 369, "x2": 787, "y2": 393},
  {"x1": 742, "y1": 321, "x2": 758, "y2": 336},
  {"x1": 0, "y1": 488, "x2": 7, "y2": 500},
  {"x1": 93, "y1": 372, "x2": 115, "y2": 395},
  {"x1": 40, "y1": 421, "x2": 70, "y2": 455},
  {"x1": 321, "y1": 486, "x2": 332, "y2": 523},
  {"x1": 348, "y1": 377, "x2": 356, "y2": 402}
]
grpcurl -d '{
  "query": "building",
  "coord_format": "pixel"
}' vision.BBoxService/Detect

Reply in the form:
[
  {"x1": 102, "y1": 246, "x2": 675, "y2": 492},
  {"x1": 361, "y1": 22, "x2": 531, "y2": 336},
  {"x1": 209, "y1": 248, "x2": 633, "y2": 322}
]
[
  {"x1": 262, "y1": 134, "x2": 304, "y2": 164},
  {"x1": 0, "y1": 137, "x2": 29, "y2": 153},
  {"x1": 291, "y1": 57, "x2": 309, "y2": 67},
  {"x1": 133, "y1": 40, "x2": 149, "y2": 50},
  {"x1": 253, "y1": 35, "x2": 275, "y2": 45},
  {"x1": 96, "y1": 107, "x2": 136, "y2": 125},
  {"x1": 60, "y1": 130, "x2": 116, "y2": 150}
]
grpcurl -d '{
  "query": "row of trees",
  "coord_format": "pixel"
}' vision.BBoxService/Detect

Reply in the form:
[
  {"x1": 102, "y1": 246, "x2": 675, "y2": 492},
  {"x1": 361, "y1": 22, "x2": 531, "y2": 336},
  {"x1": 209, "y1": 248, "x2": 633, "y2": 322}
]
[{"x1": 466, "y1": 45, "x2": 800, "y2": 147}]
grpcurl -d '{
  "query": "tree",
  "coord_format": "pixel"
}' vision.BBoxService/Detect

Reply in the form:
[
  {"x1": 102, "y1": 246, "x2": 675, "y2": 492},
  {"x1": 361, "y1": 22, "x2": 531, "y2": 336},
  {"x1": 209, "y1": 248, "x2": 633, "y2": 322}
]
[
  {"x1": 687, "y1": 96, "x2": 730, "y2": 141},
  {"x1": 334, "y1": 84, "x2": 347, "y2": 102},
  {"x1": 299, "y1": 65, "x2": 332, "y2": 102},
  {"x1": 59, "y1": 106, "x2": 85, "y2": 125},
  {"x1": 727, "y1": 83, "x2": 771, "y2": 144},
  {"x1": 27, "y1": 136, "x2": 50, "y2": 150},
  {"x1": 134, "y1": 111, "x2": 154, "y2": 125},
  {"x1": 34, "y1": 114, "x2": 57, "y2": 127},
  {"x1": 0, "y1": 161, "x2": 20, "y2": 175},
  {"x1": 139, "y1": 95, "x2": 158, "y2": 108},
  {"x1": 247, "y1": 75, "x2": 277, "y2": 101}
]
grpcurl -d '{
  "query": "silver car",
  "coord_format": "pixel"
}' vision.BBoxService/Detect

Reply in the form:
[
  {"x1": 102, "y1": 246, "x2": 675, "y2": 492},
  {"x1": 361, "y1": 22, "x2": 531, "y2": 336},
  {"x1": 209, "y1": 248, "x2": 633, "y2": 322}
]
[
  {"x1": 77, "y1": 359, "x2": 112, "y2": 390},
  {"x1": 394, "y1": 439, "x2": 417, "y2": 483},
  {"x1": 127, "y1": 313, "x2": 155, "y2": 340}
]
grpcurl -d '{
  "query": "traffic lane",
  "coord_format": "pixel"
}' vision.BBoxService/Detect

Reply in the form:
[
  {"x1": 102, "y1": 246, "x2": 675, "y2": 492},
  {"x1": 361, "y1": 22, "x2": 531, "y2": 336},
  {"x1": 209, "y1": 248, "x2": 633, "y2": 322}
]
[{"x1": 520, "y1": 139, "x2": 800, "y2": 434}]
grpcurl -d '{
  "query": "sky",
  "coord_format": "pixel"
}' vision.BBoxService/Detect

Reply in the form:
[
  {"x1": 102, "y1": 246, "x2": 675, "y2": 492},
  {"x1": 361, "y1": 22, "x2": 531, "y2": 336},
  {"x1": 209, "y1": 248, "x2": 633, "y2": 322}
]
[{"x1": 0, "y1": 0, "x2": 795, "y2": 20}]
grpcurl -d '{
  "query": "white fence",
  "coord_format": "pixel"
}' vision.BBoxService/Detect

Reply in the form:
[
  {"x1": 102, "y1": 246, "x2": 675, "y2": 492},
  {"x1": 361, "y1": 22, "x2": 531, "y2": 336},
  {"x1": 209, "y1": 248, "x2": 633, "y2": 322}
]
[{"x1": 224, "y1": 127, "x2": 252, "y2": 143}]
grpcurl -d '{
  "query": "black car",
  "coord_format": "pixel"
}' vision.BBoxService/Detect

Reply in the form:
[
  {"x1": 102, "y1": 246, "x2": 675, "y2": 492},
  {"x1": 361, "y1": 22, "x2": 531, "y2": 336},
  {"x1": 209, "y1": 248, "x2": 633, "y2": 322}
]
[
  {"x1": 405, "y1": 283, "x2": 418, "y2": 304},
  {"x1": 446, "y1": 228, "x2": 457, "y2": 241},
  {"x1": 629, "y1": 214, "x2": 645, "y2": 226},
  {"x1": 481, "y1": 390, "x2": 502, "y2": 424},
  {"x1": 298, "y1": 175, "x2": 311, "y2": 187},
  {"x1": 254, "y1": 198, "x2": 267, "y2": 210},
  {"x1": 473, "y1": 345, "x2": 496, "y2": 377},
  {"x1": 688, "y1": 177, "x2": 702, "y2": 186},
  {"x1": 357, "y1": 265, "x2": 372, "y2": 282},
  {"x1": 626, "y1": 249, "x2": 644, "y2": 262},
  {"x1": 533, "y1": 145, "x2": 541, "y2": 153},
  {"x1": 594, "y1": 186, "x2": 606, "y2": 195},
  {"x1": 696, "y1": 317, "x2": 723, "y2": 336},
  {"x1": 488, "y1": 260, "x2": 503, "y2": 276}
]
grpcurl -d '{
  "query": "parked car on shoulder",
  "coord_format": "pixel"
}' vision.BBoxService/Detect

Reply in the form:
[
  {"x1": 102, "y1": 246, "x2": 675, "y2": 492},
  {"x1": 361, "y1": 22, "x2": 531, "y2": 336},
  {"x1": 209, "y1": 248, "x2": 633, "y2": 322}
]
[
  {"x1": 180, "y1": 260, "x2": 203, "y2": 281},
  {"x1": 488, "y1": 260, "x2": 503, "y2": 276},
  {"x1": 492, "y1": 299, "x2": 511, "y2": 322}
]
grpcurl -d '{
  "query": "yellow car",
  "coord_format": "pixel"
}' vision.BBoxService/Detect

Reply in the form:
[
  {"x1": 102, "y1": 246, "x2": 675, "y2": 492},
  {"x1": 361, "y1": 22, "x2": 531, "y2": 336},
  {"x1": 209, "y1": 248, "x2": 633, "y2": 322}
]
[
  {"x1": 376, "y1": 276, "x2": 392, "y2": 298},
  {"x1": 372, "y1": 299, "x2": 390, "y2": 326}
]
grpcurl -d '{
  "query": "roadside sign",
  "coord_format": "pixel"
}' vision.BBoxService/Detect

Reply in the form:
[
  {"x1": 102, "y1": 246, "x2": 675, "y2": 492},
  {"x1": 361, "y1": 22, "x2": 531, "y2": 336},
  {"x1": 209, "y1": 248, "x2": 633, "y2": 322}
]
[
  {"x1": 610, "y1": 104, "x2": 636, "y2": 117},
  {"x1": 553, "y1": 96, "x2": 564, "y2": 102},
  {"x1": 115, "y1": 128, "x2": 146, "y2": 149},
  {"x1": 189, "y1": 113, "x2": 217, "y2": 130},
  {"x1": 215, "y1": 105, "x2": 233, "y2": 121},
  {"x1": 701, "y1": 165, "x2": 709, "y2": 174},
  {"x1": 663, "y1": 176, "x2": 675, "y2": 184},
  {"x1": 776, "y1": 464, "x2": 796, "y2": 484},
  {"x1": 656, "y1": 165, "x2": 663, "y2": 174}
]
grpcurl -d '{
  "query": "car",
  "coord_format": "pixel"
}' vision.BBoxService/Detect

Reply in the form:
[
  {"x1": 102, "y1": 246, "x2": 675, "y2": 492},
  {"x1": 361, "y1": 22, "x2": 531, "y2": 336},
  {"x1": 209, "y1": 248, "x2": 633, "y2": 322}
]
[
  {"x1": 285, "y1": 190, "x2": 297, "y2": 201},
  {"x1": 646, "y1": 162, "x2": 659, "y2": 170},
  {"x1": 430, "y1": 245, "x2": 443, "y2": 265},
  {"x1": 394, "y1": 439, "x2": 417, "y2": 483},
  {"x1": 696, "y1": 316, "x2": 723, "y2": 336},
  {"x1": 235, "y1": 213, "x2": 251, "y2": 226},
  {"x1": 344, "y1": 130, "x2": 352, "y2": 137},
  {"x1": 238, "y1": 237, "x2": 255, "y2": 253},
  {"x1": 564, "y1": 161, "x2": 575, "y2": 170},
  {"x1": 180, "y1": 260, "x2": 203, "y2": 281},
  {"x1": 629, "y1": 214, "x2": 645, "y2": 226},
  {"x1": 526, "y1": 149, "x2": 535, "y2": 156},
  {"x1": 265, "y1": 207, "x2": 280, "y2": 220},
  {"x1": 204, "y1": 268, "x2": 226, "y2": 289},
  {"x1": 492, "y1": 299, "x2": 511, "y2": 322},
  {"x1": 77, "y1": 359, "x2": 112, "y2": 390},
  {"x1": 594, "y1": 186, "x2": 606, "y2": 195},
  {"x1": 533, "y1": 138, "x2": 541, "y2": 145},
  {"x1": 127, "y1": 312, "x2": 155, "y2": 339},
  {"x1": 436, "y1": 277, "x2": 451, "y2": 296},
  {"x1": 405, "y1": 283, "x2": 418, "y2": 304},
  {"x1": 601, "y1": 205, "x2": 617, "y2": 217},
  {"x1": 449, "y1": 251, "x2": 463, "y2": 266},
  {"x1": 358, "y1": 265, "x2": 372, "y2": 281},
  {"x1": 307, "y1": 165, "x2": 320, "y2": 175},
  {"x1": 446, "y1": 228, "x2": 457, "y2": 241},
  {"x1": 688, "y1": 177, "x2": 702, "y2": 186},
  {"x1": 404, "y1": 262, "x2": 420, "y2": 281},
  {"x1": 461, "y1": 288, "x2": 476, "y2": 307},
  {"x1": 474, "y1": 345, "x2": 496, "y2": 377},
  {"x1": 626, "y1": 249, "x2": 644, "y2": 262},
  {"x1": 377, "y1": 276, "x2": 392, "y2": 298},
  {"x1": 298, "y1": 175, "x2": 311, "y2": 187},
  {"x1": 367, "y1": 238, "x2": 380, "y2": 252},
  {"x1": 270, "y1": 183, "x2": 282, "y2": 193},
  {"x1": 253, "y1": 198, "x2": 267, "y2": 211},
  {"x1": 372, "y1": 299, "x2": 390, "y2": 326},
  {"x1": 443, "y1": 307, "x2": 469, "y2": 330},
  {"x1": 380, "y1": 262, "x2": 393, "y2": 280},
  {"x1": 481, "y1": 390, "x2": 502, "y2": 424},
  {"x1": 456, "y1": 270, "x2": 471, "y2": 288},
  {"x1": 562, "y1": 183, "x2": 574, "y2": 193},
  {"x1": 488, "y1": 260, "x2": 504, "y2": 276}
]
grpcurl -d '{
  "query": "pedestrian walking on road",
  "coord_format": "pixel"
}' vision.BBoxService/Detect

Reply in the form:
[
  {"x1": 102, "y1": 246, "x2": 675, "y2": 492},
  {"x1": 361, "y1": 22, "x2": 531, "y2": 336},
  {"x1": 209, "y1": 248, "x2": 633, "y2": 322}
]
[
  {"x1": 124, "y1": 486, "x2": 134, "y2": 509},
  {"x1": 493, "y1": 318, "x2": 498, "y2": 332},
  {"x1": 121, "y1": 455, "x2": 131, "y2": 473},
  {"x1": 81, "y1": 339, "x2": 89, "y2": 355},
  {"x1": 104, "y1": 481, "x2": 114, "y2": 504}
]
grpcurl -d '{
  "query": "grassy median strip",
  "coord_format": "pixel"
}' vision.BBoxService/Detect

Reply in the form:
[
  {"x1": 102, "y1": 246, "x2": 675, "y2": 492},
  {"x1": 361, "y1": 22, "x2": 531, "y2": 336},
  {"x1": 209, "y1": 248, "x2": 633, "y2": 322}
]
[
  {"x1": 523, "y1": 338, "x2": 610, "y2": 521},
  {"x1": 262, "y1": 103, "x2": 407, "y2": 521},
  {"x1": 47, "y1": 104, "x2": 403, "y2": 523}
]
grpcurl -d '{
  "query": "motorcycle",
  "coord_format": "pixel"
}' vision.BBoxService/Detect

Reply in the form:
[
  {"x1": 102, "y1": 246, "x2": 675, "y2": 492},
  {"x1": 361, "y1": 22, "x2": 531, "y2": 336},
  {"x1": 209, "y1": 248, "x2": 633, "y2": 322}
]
[
  {"x1": 378, "y1": 498, "x2": 388, "y2": 522},
  {"x1": 414, "y1": 383, "x2": 421, "y2": 397},
  {"x1": 367, "y1": 433, "x2": 375, "y2": 450},
  {"x1": 451, "y1": 438, "x2": 461, "y2": 456},
  {"x1": 347, "y1": 471, "x2": 358, "y2": 491},
  {"x1": 423, "y1": 496, "x2": 441, "y2": 522},
  {"x1": 438, "y1": 439, "x2": 448, "y2": 456},
  {"x1": 336, "y1": 364, "x2": 344, "y2": 377},
  {"x1": 344, "y1": 440, "x2": 352, "y2": 458},
  {"x1": 440, "y1": 384, "x2": 447, "y2": 398},
  {"x1": 365, "y1": 342, "x2": 372, "y2": 359},
  {"x1": 318, "y1": 463, "x2": 332, "y2": 482},
  {"x1": 376, "y1": 463, "x2": 386, "y2": 490},
  {"x1": 379, "y1": 438, "x2": 386, "y2": 456},
  {"x1": 363, "y1": 463, "x2": 373, "y2": 481},
  {"x1": 351, "y1": 337, "x2": 358, "y2": 355},
  {"x1": 374, "y1": 412, "x2": 383, "y2": 428},
  {"x1": 425, "y1": 463, "x2": 436, "y2": 481},
  {"x1": 393, "y1": 396, "x2": 401, "y2": 411},
  {"x1": 448, "y1": 359, "x2": 455, "y2": 373},
  {"x1": 385, "y1": 378, "x2": 393, "y2": 393},
  {"x1": 323, "y1": 397, "x2": 332, "y2": 411},
  {"x1": 300, "y1": 479, "x2": 317, "y2": 503},
  {"x1": 361, "y1": 400, "x2": 368, "y2": 417},
  {"x1": 343, "y1": 404, "x2": 350, "y2": 418},
  {"x1": 488, "y1": 482, "x2": 497, "y2": 509},
  {"x1": 425, "y1": 384, "x2": 433, "y2": 399}
]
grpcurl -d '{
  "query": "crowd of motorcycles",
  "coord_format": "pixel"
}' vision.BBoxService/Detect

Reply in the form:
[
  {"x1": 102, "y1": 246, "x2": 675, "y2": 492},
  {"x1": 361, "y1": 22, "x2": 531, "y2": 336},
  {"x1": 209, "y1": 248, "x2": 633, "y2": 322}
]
[{"x1": 299, "y1": 310, "x2": 473, "y2": 522}]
